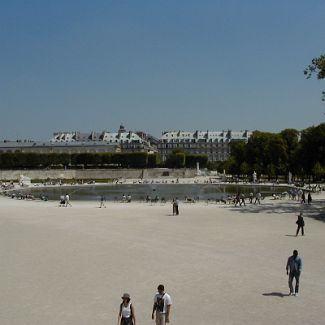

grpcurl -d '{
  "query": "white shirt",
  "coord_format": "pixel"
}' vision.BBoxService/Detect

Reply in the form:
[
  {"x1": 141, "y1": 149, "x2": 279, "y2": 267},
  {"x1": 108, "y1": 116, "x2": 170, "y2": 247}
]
[
  {"x1": 154, "y1": 292, "x2": 172, "y2": 314},
  {"x1": 121, "y1": 302, "x2": 132, "y2": 318}
]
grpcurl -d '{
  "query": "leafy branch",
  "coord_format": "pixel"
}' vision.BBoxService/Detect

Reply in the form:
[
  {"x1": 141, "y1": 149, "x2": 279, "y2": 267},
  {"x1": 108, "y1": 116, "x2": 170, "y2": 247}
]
[{"x1": 304, "y1": 54, "x2": 325, "y2": 101}]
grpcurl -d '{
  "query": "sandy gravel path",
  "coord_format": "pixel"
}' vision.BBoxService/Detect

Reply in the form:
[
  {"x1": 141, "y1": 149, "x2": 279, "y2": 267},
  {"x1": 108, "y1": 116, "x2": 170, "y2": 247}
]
[{"x1": 1, "y1": 195, "x2": 324, "y2": 325}]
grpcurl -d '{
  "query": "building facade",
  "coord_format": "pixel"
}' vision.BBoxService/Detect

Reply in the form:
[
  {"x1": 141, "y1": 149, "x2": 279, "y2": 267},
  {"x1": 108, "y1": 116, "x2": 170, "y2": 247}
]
[
  {"x1": 0, "y1": 126, "x2": 157, "y2": 154},
  {"x1": 50, "y1": 125, "x2": 157, "y2": 153},
  {"x1": 158, "y1": 130, "x2": 252, "y2": 161},
  {"x1": 0, "y1": 127, "x2": 251, "y2": 161}
]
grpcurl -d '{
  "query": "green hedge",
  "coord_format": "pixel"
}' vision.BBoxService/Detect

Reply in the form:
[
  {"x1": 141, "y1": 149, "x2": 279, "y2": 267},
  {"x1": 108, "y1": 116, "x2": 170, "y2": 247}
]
[
  {"x1": 0, "y1": 152, "x2": 207, "y2": 169},
  {"x1": 0, "y1": 152, "x2": 161, "y2": 169}
]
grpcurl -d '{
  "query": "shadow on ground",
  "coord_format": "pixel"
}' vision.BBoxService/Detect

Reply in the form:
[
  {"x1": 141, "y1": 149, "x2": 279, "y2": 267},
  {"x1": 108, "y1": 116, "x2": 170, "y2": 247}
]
[
  {"x1": 262, "y1": 292, "x2": 289, "y2": 298},
  {"x1": 223, "y1": 198, "x2": 325, "y2": 222}
]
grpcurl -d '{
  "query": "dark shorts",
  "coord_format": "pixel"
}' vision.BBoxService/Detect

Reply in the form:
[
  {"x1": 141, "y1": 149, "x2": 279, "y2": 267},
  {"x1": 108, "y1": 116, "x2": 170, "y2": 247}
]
[{"x1": 121, "y1": 317, "x2": 133, "y2": 325}]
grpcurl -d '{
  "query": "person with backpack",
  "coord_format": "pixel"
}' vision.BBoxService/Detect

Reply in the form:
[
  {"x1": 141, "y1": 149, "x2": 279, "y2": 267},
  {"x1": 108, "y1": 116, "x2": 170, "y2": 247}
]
[
  {"x1": 296, "y1": 212, "x2": 305, "y2": 236},
  {"x1": 152, "y1": 284, "x2": 172, "y2": 325},
  {"x1": 118, "y1": 293, "x2": 136, "y2": 325}
]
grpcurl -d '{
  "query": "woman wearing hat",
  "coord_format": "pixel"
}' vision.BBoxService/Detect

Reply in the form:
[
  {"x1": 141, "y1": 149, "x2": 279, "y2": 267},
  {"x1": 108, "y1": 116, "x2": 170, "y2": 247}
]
[{"x1": 118, "y1": 293, "x2": 136, "y2": 325}]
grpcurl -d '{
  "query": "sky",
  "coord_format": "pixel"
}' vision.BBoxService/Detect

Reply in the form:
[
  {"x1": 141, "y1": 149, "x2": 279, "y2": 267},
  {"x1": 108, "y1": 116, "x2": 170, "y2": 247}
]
[{"x1": 0, "y1": 0, "x2": 324, "y2": 140}]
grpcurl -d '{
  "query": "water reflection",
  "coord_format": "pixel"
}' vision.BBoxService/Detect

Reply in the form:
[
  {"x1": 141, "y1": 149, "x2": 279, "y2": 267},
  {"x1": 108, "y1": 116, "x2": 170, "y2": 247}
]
[{"x1": 26, "y1": 184, "x2": 288, "y2": 201}]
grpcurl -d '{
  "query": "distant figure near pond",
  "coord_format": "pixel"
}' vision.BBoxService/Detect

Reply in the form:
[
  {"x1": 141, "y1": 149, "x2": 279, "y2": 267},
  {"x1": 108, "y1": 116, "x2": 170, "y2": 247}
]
[
  {"x1": 307, "y1": 192, "x2": 312, "y2": 205},
  {"x1": 59, "y1": 195, "x2": 65, "y2": 207},
  {"x1": 254, "y1": 192, "x2": 261, "y2": 204},
  {"x1": 172, "y1": 198, "x2": 179, "y2": 215},
  {"x1": 300, "y1": 192, "x2": 306, "y2": 204},
  {"x1": 99, "y1": 195, "x2": 106, "y2": 208},
  {"x1": 65, "y1": 194, "x2": 72, "y2": 207}
]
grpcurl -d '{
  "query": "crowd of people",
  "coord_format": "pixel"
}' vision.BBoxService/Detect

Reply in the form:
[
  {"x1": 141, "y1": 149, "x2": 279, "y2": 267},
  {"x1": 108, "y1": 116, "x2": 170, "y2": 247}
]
[
  {"x1": 288, "y1": 188, "x2": 313, "y2": 203},
  {"x1": 0, "y1": 181, "x2": 15, "y2": 191}
]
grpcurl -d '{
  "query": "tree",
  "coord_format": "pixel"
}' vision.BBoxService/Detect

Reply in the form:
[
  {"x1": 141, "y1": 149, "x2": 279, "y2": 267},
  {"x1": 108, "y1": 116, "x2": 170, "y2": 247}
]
[
  {"x1": 304, "y1": 54, "x2": 325, "y2": 101},
  {"x1": 229, "y1": 140, "x2": 246, "y2": 174},
  {"x1": 147, "y1": 153, "x2": 161, "y2": 168},
  {"x1": 165, "y1": 152, "x2": 185, "y2": 168},
  {"x1": 127, "y1": 153, "x2": 148, "y2": 168},
  {"x1": 266, "y1": 134, "x2": 288, "y2": 175},
  {"x1": 185, "y1": 154, "x2": 208, "y2": 168},
  {"x1": 266, "y1": 163, "x2": 276, "y2": 180},
  {"x1": 298, "y1": 123, "x2": 325, "y2": 175},
  {"x1": 245, "y1": 131, "x2": 287, "y2": 175},
  {"x1": 280, "y1": 129, "x2": 300, "y2": 173},
  {"x1": 280, "y1": 129, "x2": 299, "y2": 152},
  {"x1": 101, "y1": 153, "x2": 112, "y2": 166},
  {"x1": 312, "y1": 162, "x2": 324, "y2": 181},
  {"x1": 239, "y1": 161, "x2": 250, "y2": 176}
]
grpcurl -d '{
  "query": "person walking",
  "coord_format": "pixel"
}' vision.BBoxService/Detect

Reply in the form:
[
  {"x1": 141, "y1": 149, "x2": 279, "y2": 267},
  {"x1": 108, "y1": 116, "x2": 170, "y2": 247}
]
[
  {"x1": 286, "y1": 250, "x2": 303, "y2": 296},
  {"x1": 307, "y1": 192, "x2": 312, "y2": 205},
  {"x1": 118, "y1": 293, "x2": 136, "y2": 325},
  {"x1": 152, "y1": 284, "x2": 172, "y2": 325},
  {"x1": 175, "y1": 198, "x2": 179, "y2": 215},
  {"x1": 240, "y1": 193, "x2": 246, "y2": 206},
  {"x1": 59, "y1": 195, "x2": 65, "y2": 207},
  {"x1": 234, "y1": 193, "x2": 240, "y2": 207},
  {"x1": 99, "y1": 195, "x2": 106, "y2": 208},
  {"x1": 300, "y1": 192, "x2": 306, "y2": 204},
  {"x1": 254, "y1": 192, "x2": 261, "y2": 204},
  {"x1": 296, "y1": 212, "x2": 305, "y2": 236},
  {"x1": 65, "y1": 193, "x2": 72, "y2": 207},
  {"x1": 172, "y1": 198, "x2": 176, "y2": 215}
]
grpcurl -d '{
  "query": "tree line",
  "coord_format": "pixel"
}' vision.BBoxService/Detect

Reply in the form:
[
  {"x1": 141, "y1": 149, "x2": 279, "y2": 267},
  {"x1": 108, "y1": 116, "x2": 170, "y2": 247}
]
[
  {"x1": 0, "y1": 151, "x2": 208, "y2": 169},
  {"x1": 216, "y1": 123, "x2": 325, "y2": 181}
]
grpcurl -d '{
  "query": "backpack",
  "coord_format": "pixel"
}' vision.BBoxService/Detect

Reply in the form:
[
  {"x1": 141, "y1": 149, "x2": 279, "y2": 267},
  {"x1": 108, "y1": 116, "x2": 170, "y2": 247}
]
[
  {"x1": 156, "y1": 294, "x2": 165, "y2": 312},
  {"x1": 296, "y1": 216, "x2": 304, "y2": 226}
]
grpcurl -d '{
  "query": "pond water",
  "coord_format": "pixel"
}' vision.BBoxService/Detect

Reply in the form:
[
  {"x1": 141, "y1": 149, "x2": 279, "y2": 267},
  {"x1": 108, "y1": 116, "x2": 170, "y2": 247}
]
[{"x1": 24, "y1": 183, "x2": 289, "y2": 201}]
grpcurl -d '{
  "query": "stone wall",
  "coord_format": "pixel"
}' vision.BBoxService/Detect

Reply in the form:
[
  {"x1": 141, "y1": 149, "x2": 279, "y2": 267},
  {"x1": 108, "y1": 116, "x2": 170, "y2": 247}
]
[{"x1": 0, "y1": 168, "x2": 196, "y2": 181}]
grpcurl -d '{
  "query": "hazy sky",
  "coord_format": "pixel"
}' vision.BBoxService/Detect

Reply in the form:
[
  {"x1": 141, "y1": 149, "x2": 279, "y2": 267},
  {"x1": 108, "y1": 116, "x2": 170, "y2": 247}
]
[{"x1": 0, "y1": 0, "x2": 324, "y2": 140}]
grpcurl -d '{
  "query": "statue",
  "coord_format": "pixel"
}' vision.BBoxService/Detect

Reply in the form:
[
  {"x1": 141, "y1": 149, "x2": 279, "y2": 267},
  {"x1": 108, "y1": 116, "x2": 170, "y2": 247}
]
[{"x1": 196, "y1": 162, "x2": 201, "y2": 176}]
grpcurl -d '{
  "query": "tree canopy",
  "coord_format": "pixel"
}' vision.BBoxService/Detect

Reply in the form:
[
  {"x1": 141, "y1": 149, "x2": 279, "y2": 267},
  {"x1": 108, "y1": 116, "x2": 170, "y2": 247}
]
[{"x1": 223, "y1": 124, "x2": 325, "y2": 181}]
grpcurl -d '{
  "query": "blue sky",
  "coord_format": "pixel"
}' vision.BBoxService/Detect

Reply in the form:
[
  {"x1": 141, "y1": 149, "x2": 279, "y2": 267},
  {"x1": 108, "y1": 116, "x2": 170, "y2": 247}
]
[{"x1": 0, "y1": 0, "x2": 324, "y2": 140}]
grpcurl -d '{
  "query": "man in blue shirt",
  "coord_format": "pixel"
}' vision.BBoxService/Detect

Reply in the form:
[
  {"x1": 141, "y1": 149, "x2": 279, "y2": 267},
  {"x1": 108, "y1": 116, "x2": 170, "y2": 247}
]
[{"x1": 286, "y1": 250, "x2": 303, "y2": 296}]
